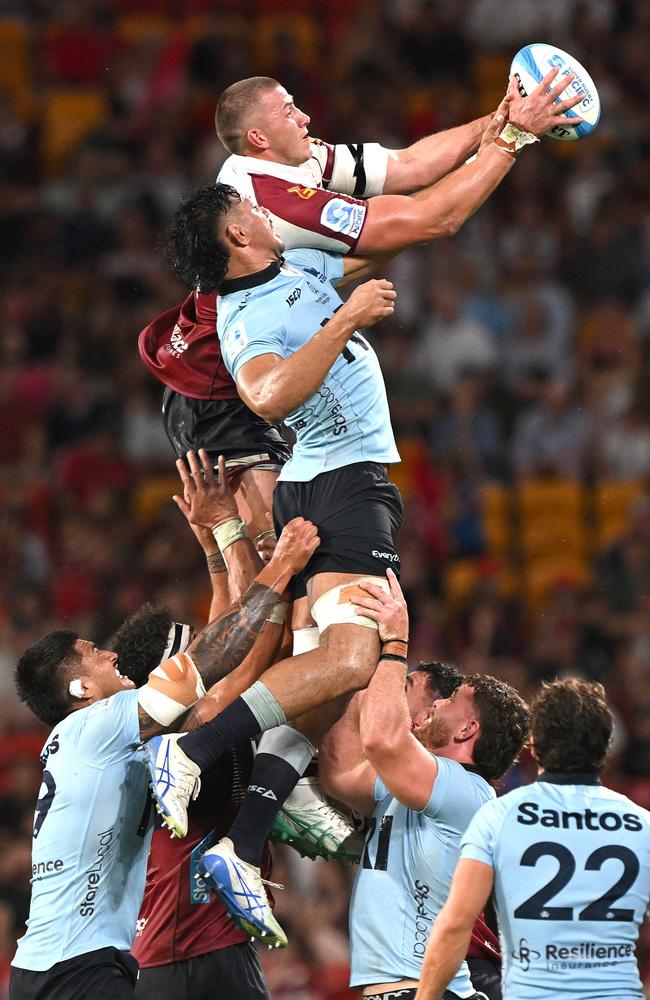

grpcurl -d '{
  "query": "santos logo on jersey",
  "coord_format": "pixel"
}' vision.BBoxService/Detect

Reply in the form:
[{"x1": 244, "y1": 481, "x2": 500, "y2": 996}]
[
  {"x1": 516, "y1": 801, "x2": 643, "y2": 831},
  {"x1": 320, "y1": 198, "x2": 366, "y2": 238}
]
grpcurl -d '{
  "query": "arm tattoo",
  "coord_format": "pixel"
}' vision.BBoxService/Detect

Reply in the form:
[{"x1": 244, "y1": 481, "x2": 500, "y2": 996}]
[
  {"x1": 138, "y1": 704, "x2": 165, "y2": 742},
  {"x1": 206, "y1": 551, "x2": 226, "y2": 574},
  {"x1": 138, "y1": 703, "x2": 205, "y2": 741},
  {"x1": 176, "y1": 703, "x2": 205, "y2": 733},
  {"x1": 190, "y1": 581, "x2": 280, "y2": 687}
]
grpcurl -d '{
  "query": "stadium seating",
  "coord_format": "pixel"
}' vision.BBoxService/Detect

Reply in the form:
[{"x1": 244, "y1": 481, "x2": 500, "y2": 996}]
[
  {"x1": 132, "y1": 475, "x2": 181, "y2": 525},
  {"x1": 0, "y1": 18, "x2": 32, "y2": 117},
  {"x1": 518, "y1": 479, "x2": 587, "y2": 560},
  {"x1": 480, "y1": 482, "x2": 512, "y2": 556},
  {"x1": 41, "y1": 88, "x2": 109, "y2": 173},
  {"x1": 593, "y1": 480, "x2": 645, "y2": 550}
]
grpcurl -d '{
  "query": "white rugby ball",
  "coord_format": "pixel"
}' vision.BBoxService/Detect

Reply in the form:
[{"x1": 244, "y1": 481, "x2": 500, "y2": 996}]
[{"x1": 510, "y1": 43, "x2": 600, "y2": 141}]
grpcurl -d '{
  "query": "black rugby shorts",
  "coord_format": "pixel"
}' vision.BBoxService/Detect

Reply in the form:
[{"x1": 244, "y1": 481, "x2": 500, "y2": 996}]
[
  {"x1": 161, "y1": 389, "x2": 290, "y2": 468},
  {"x1": 10, "y1": 947, "x2": 138, "y2": 1000},
  {"x1": 272, "y1": 461, "x2": 403, "y2": 597},
  {"x1": 134, "y1": 941, "x2": 268, "y2": 1000}
]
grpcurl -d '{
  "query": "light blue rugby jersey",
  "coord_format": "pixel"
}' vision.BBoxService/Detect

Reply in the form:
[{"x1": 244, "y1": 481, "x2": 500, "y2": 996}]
[
  {"x1": 349, "y1": 755, "x2": 494, "y2": 994},
  {"x1": 217, "y1": 248, "x2": 400, "y2": 482},
  {"x1": 13, "y1": 690, "x2": 152, "y2": 971},
  {"x1": 461, "y1": 774, "x2": 650, "y2": 999}
]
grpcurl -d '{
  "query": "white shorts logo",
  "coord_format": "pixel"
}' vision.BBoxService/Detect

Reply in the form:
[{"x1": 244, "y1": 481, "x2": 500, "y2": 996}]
[
  {"x1": 320, "y1": 198, "x2": 366, "y2": 238},
  {"x1": 221, "y1": 320, "x2": 249, "y2": 363}
]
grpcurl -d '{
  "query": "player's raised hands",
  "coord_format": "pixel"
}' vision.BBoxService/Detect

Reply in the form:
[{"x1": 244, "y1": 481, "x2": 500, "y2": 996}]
[
  {"x1": 352, "y1": 568, "x2": 409, "y2": 645},
  {"x1": 507, "y1": 68, "x2": 586, "y2": 136},
  {"x1": 173, "y1": 451, "x2": 239, "y2": 529},
  {"x1": 341, "y1": 278, "x2": 397, "y2": 329},
  {"x1": 478, "y1": 92, "x2": 510, "y2": 155},
  {"x1": 271, "y1": 517, "x2": 320, "y2": 575}
]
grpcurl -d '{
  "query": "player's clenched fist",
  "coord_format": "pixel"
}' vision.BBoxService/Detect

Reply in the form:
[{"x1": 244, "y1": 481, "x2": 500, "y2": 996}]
[
  {"x1": 341, "y1": 278, "x2": 397, "y2": 328},
  {"x1": 271, "y1": 517, "x2": 320, "y2": 574}
]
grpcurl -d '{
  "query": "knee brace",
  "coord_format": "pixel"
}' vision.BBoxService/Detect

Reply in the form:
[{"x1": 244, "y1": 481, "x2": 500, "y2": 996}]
[{"x1": 311, "y1": 577, "x2": 390, "y2": 634}]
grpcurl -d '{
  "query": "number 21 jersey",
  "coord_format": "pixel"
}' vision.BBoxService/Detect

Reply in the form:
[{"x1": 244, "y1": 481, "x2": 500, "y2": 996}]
[{"x1": 461, "y1": 774, "x2": 650, "y2": 999}]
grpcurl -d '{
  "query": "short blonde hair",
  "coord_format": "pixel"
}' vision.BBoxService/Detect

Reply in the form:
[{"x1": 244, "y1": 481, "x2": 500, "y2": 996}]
[{"x1": 215, "y1": 77, "x2": 281, "y2": 154}]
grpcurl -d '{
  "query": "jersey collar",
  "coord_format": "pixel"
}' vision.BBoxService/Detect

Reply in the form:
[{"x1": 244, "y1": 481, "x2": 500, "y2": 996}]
[
  {"x1": 219, "y1": 261, "x2": 282, "y2": 296},
  {"x1": 538, "y1": 771, "x2": 602, "y2": 785},
  {"x1": 461, "y1": 762, "x2": 493, "y2": 785},
  {"x1": 225, "y1": 152, "x2": 322, "y2": 186}
]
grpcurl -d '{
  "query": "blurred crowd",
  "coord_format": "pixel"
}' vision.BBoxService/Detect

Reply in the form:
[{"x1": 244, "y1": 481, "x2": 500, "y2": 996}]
[{"x1": 0, "y1": 0, "x2": 648, "y2": 995}]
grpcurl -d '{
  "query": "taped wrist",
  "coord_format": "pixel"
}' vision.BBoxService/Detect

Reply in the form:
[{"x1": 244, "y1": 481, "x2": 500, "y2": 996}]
[
  {"x1": 266, "y1": 602, "x2": 289, "y2": 626},
  {"x1": 495, "y1": 122, "x2": 539, "y2": 155},
  {"x1": 138, "y1": 651, "x2": 206, "y2": 726},
  {"x1": 211, "y1": 517, "x2": 247, "y2": 553}
]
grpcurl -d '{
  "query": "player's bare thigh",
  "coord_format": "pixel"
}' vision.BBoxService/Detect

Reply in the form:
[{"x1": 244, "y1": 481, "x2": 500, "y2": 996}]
[{"x1": 232, "y1": 468, "x2": 278, "y2": 540}]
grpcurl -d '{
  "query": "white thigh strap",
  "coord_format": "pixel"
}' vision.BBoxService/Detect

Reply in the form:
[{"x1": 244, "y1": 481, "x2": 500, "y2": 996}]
[
  {"x1": 311, "y1": 577, "x2": 390, "y2": 634},
  {"x1": 292, "y1": 626, "x2": 320, "y2": 655}
]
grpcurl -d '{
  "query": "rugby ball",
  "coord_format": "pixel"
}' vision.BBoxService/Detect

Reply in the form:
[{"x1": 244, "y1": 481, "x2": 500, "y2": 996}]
[{"x1": 510, "y1": 43, "x2": 600, "y2": 141}]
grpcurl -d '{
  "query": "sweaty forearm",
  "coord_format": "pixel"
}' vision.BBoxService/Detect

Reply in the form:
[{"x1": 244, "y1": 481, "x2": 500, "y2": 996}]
[
  {"x1": 244, "y1": 310, "x2": 358, "y2": 423},
  {"x1": 360, "y1": 658, "x2": 411, "y2": 758},
  {"x1": 189, "y1": 555, "x2": 292, "y2": 686},
  {"x1": 222, "y1": 536, "x2": 263, "y2": 604},
  {"x1": 359, "y1": 142, "x2": 515, "y2": 253},
  {"x1": 178, "y1": 624, "x2": 283, "y2": 731},
  {"x1": 384, "y1": 115, "x2": 491, "y2": 193}
]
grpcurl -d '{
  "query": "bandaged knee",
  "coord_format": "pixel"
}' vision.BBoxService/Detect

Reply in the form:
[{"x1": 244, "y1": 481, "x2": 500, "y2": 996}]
[
  {"x1": 311, "y1": 577, "x2": 391, "y2": 634},
  {"x1": 292, "y1": 626, "x2": 320, "y2": 655},
  {"x1": 138, "y1": 651, "x2": 206, "y2": 726}
]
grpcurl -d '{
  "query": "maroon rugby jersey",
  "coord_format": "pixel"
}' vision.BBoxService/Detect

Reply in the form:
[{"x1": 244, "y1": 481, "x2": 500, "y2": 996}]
[
  {"x1": 133, "y1": 742, "x2": 272, "y2": 967},
  {"x1": 139, "y1": 142, "x2": 378, "y2": 397},
  {"x1": 468, "y1": 912, "x2": 501, "y2": 965},
  {"x1": 138, "y1": 291, "x2": 236, "y2": 401}
]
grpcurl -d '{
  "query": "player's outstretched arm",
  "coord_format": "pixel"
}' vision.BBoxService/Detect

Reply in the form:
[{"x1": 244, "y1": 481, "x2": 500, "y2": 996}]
[
  {"x1": 356, "y1": 68, "x2": 584, "y2": 254},
  {"x1": 187, "y1": 511, "x2": 318, "y2": 688},
  {"x1": 175, "y1": 451, "x2": 263, "y2": 611},
  {"x1": 173, "y1": 452, "x2": 230, "y2": 621},
  {"x1": 353, "y1": 569, "x2": 439, "y2": 811},
  {"x1": 136, "y1": 516, "x2": 319, "y2": 740},
  {"x1": 415, "y1": 859, "x2": 494, "y2": 1000},
  {"x1": 236, "y1": 279, "x2": 396, "y2": 424},
  {"x1": 383, "y1": 113, "x2": 492, "y2": 194}
]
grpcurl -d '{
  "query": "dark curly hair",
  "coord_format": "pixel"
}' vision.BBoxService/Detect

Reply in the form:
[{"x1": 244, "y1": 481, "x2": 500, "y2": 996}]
[
  {"x1": 465, "y1": 673, "x2": 529, "y2": 781},
  {"x1": 110, "y1": 603, "x2": 174, "y2": 689},
  {"x1": 531, "y1": 677, "x2": 613, "y2": 774},
  {"x1": 15, "y1": 629, "x2": 81, "y2": 727},
  {"x1": 411, "y1": 661, "x2": 463, "y2": 700},
  {"x1": 164, "y1": 183, "x2": 241, "y2": 293}
]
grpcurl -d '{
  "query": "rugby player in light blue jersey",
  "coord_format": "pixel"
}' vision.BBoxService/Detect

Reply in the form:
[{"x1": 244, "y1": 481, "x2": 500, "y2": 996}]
[
  {"x1": 9, "y1": 496, "x2": 319, "y2": 1000},
  {"x1": 416, "y1": 678, "x2": 650, "y2": 1000},
  {"x1": 145, "y1": 182, "x2": 409, "y2": 943},
  {"x1": 319, "y1": 572, "x2": 528, "y2": 1000}
]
